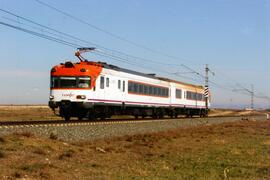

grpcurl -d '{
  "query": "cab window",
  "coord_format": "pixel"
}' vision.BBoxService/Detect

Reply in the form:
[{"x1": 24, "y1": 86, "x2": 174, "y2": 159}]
[
  {"x1": 78, "y1": 77, "x2": 91, "y2": 88},
  {"x1": 51, "y1": 77, "x2": 59, "y2": 88},
  {"x1": 59, "y1": 77, "x2": 77, "y2": 88},
  {"x1": 51, "y1": 76, "x2": 91, "y2": 88}
]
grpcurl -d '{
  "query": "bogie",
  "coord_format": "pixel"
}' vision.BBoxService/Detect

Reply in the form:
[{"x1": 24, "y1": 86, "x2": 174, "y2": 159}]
[{"x1": 56, "y1": 104, "x2": 208, "y2": 120}]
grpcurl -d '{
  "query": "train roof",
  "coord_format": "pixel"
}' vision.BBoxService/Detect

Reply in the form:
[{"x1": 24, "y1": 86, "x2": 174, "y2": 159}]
[{"x1": 97, "y1": 61, "x2": 204, "y2": 89}]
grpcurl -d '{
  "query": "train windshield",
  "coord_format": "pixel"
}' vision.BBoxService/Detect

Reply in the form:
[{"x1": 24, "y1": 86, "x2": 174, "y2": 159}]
[
  {"x1": 60, "y1": 77, "x2": 77, "y2": 88},
  {"x1": 51, "y1": 77, "x2": 59, "y2": 88},
  {"x1": 51, "y1": 76, "x2": 91, "y2": 88},
  {"x1": 78, "y1": 77, "x2": 91, "y2": 88}
]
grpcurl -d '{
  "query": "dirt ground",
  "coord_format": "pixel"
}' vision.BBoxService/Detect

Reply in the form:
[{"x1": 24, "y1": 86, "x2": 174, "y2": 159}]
[
  {"x1": 0, "y1": 120, "x2": 269, "y2": 179},
  {"x1": 0, "y1": 105, "x2": 268, "y2": 121}
]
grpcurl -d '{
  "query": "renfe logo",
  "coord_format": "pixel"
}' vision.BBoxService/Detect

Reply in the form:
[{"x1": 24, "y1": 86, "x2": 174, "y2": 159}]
[{"x1": 62, "y1": 93, "x2": 74, "y2": 97}]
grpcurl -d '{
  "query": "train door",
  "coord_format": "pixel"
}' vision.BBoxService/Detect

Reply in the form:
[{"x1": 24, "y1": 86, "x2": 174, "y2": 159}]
[
  {"x1": 117, "y1": 79, "x2": 126, "y2": 104},
  {"x1": 122, "y1": 80, "x2": 126, "y2": 103},
  {"x1": 98, "y1": 75, "x2": 105, "y2": 100},
  {"x1": 195, "y1": 88, "x2": 198, "y2": 108},
  {"x1": 170, "y1": 83, "x2": 175, "y2": 105},
  {"x1": 104, "y1": 77, "x2": 110, "y2": 101}
]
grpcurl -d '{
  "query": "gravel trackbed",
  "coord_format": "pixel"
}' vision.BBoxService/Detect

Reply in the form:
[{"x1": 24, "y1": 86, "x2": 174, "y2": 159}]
[{"x1": 0, "y1": 115, "x2": 267, "y2": 141}]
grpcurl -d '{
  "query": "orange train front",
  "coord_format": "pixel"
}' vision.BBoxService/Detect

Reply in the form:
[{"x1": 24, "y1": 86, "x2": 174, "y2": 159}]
[{"x1": 49, "y1": 53, "x2": 210, "y2": 121}]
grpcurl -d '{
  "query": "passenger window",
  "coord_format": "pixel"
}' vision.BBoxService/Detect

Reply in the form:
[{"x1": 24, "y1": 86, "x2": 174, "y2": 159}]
[
  {"x1": 157, "y1": 88, "x2": 160, "y2": 96},
  {"x1": 118, "y1": 80, "x2": 121, "y2": 89},
  {"x1": 100, "y1": 76, "x2": 104, "y2": 89},
  {"x1": 153, "y1": 87, "x2": 157, "y2": 95},
  {"x1": 161, "y1": 88, "x2": 165, "y2": 96},
  {"x1": 134, "y1": 83, "x2": 138, "y2": 92},
  {"x1": 128, "y1": 82, "x2": 133, "y2": 92},
  {"x1": 176, "y1": 89, "x2": 182, "y2": 99},
  {"x1": 139, "y1": 84, "x2": 143, "y2": 93},
  {"x1": 144, "y1": 85, "x2": 148, "y2": 94},
  {"x1": 149, "y1": 86, "x2": 153, "y2": 95},
  {"x1": 106, "y1": 78, "x2": 109, "y2": 87},
  {"x1": 123, "y1": 81, "x2": 125, "y2": 92}
]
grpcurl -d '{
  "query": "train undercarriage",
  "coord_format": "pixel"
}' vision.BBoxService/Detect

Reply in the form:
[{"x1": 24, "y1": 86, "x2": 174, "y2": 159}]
[{"x1": 49, "y1": 100, "x2": 209, "y2": 121}]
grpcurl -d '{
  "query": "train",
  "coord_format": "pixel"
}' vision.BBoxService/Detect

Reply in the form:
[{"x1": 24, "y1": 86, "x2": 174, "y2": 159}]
[{"x1": 49, "y1": 49, "x2": 210, "y2": 121}]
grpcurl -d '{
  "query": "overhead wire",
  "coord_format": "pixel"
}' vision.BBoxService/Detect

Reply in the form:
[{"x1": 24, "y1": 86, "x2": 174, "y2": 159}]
[
  {"x1": 211, "y1": 67, "x2": 253, "y2": 92},
  {"x1": 2, "y1": 16, "x2": 82, "y2": 44},
  {"x1": 0, "y1": 17, "x2": 260, "y2": 97},
  {"x1": 0, "y1": 19, "x2": 203, "y2": 84},
  {"x1": 0, "y1": 8, "x2": 203, "y2": 74},
  {"x1": 0, "y1": 21, "x2": 78, "y2": 48},
  {"x1": 34, "y1": 0, "x2": 203, "y2": 65},
  {"x1": 0, "y1": 18, "x2": 256, "y2": 95},
  {"x1": 1, "y1": 6, "x2": 269, "y2": 105},
  {"x1": 0, "y1": 8, "x2": 205, "y2": 83}
]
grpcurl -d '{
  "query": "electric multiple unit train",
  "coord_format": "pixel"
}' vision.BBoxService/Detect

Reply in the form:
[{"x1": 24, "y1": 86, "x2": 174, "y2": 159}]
[{"x1": 49, "y1": 49, "x2": 210, "y2": 121}]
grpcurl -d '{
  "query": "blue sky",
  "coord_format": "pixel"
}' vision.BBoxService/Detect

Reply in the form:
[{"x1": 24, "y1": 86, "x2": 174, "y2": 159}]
[{"x1": 0, "y1": 0, "x2": 269, "y2": 108}]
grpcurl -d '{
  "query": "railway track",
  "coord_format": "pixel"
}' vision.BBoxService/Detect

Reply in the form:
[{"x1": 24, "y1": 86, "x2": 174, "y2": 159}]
[
  {"x1": 0, "y1": 115, "x2": 266, "y2": 141},
  {"x1": 0, "y1": 115, "x2": 259, "y2": 127}
]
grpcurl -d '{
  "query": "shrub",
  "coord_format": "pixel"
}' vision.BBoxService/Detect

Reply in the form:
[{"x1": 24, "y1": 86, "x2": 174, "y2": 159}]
[
  {"x1": 0, "y1": 137, "x2": 5, "y2": 143},
  {"x1": 33, "y1": 148, "x2": 46, "y2": 155},
  {"x1": 0, "y1": 150, "x2": 5, "y2": 158},
  {"x1": 14, "y1": 131, "x2": 33, "y2": 138},
  {"x1": 49, "y1": 132, "x2": 57, "y2": 140},
  {"x1": 58, "y1": 149, "x2": 75, "y2": 160},
  {"x1": 13, "y1": 172, "x2": 21, "y2": 178}
]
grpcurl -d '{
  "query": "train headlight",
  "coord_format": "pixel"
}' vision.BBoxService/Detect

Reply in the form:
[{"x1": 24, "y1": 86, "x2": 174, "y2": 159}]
[
  {"x1": 49, "y1": 95, "x2": 54, "y2": 100},
  {"x1": 76, "y1": 95, "x2": 86, "y2": 99}
]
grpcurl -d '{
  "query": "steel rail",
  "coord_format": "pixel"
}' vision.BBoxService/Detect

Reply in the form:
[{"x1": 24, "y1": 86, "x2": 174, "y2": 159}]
[{"x1": 0, "y1": 115, "x2": 262, "y2": 127}]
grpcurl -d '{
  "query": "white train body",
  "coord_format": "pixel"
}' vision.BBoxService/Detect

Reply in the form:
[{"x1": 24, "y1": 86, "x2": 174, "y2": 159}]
[{"x1": 49, "y1": 61, "x2": 209, "y2": 120}]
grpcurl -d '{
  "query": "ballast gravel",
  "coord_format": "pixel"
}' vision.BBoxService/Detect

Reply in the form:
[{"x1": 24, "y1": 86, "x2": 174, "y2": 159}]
[{"x1": 0, "y1": 116, "x2": 266, "y2": 142}]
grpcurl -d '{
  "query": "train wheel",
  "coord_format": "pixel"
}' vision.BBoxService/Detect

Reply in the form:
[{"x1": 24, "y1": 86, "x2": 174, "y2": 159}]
[
  {"x1": 152, "y1": 114, "x2": 157, "y2": 119},
  {"x1": 133, "y1": 109, "x2": 139, "y2": 119},
  {"x1": 78, "y1": 116, "x2": 83, "y2": 120},
  {"x1": 87, "y1": 109, "x2": 96, "y2": 120},
  {"x1": 64, "y1": 115, "x2": 70, "y2": 121},
  {"x1": 141, "y1": 110, "x2": 147, "y2": 119},
  {"x1": 88, "y1": 114, "x2": 95, "y2": 120},
  {"x1": 100, "y1": 114, "x2": 106, "y2": 120},
  {"x1": 199, "y1": 113, "x2": 204, "y2": 118},
  {"x1": 169, "y1": 110, "x2": 175, "y2": 119},
  {"x1": 158, "y1": 110, "x2": 164, "y2": 119},
  {"x1": 87, "y1": 113, "x2": 96, "y2": 120}
]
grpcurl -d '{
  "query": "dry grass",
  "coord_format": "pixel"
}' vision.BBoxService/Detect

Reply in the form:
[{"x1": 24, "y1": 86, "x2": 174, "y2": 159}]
[
  {"x1": 0, "y1": 150, "x2": 4, "y2": 158},
  {"x1": 0, "y1": 120, "x2": 269, "y2": 179},
  {"x1": 209, "y1": 108, "x2": 267, "y2": 117},
  {"x1": 0, "y1": 105, "x2": 61, "y2": 121}
]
